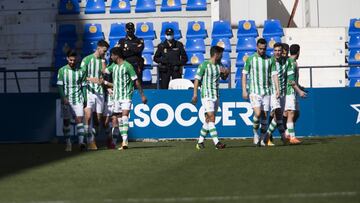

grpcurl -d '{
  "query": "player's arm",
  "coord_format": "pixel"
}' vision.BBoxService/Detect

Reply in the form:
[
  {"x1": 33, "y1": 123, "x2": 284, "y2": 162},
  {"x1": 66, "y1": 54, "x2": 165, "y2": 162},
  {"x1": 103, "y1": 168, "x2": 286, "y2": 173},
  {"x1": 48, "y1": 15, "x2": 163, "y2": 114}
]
[
  {"x1": 56, "y1": 69, "x2": 69, "y2": 105},
  {"x1": 191, "y1": 64, "x2": 204, "y2": 104},
  {"x1": 128, "y1": 65, "x2": 147, "y2": 104},
  {"x1": 270, "y1": 58, "x2": 280, "y2": 98},
  {"x1": 288, "y1": 62, "x2": 306, "y2": 98},
  {"x1": 220, "y1": 67, "x2": 230, "y2": 80},
  {"x1": 242, "y1": 58, "x2": 250, "y2": 100}
]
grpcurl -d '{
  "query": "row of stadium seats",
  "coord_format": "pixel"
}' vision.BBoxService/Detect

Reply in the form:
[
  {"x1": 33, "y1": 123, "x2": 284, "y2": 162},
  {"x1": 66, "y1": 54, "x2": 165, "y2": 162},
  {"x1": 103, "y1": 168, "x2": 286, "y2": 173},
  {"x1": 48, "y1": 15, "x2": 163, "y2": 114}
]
[
  {"x1": 347, "y1": 18, "x2": 360, "y2": 87},
  {"x1": 53, "y1": 19, "x2": 285, "y2": 84},
  {"x1": 59, "y1": 0, "x2": 207, "y2": 14}
]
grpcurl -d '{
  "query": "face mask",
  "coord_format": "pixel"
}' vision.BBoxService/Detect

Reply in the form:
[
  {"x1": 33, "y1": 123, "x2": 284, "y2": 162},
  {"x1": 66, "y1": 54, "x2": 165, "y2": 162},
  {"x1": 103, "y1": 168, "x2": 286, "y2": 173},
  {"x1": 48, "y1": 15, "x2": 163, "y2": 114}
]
[
  {"x1": 127, "y1": 29, "x2": 135, "y2": 37},
  {"x1": 165, "y1": 35, "x2": 174, "y2": 41}
]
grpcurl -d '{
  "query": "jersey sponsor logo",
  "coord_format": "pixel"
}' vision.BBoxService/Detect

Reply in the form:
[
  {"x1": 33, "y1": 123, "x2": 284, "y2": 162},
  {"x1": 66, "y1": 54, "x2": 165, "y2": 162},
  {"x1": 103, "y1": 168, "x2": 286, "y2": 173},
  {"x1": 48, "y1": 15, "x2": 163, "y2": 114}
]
[{"x1": 350, "y1": 104, "x2": 360, "y2": 124}]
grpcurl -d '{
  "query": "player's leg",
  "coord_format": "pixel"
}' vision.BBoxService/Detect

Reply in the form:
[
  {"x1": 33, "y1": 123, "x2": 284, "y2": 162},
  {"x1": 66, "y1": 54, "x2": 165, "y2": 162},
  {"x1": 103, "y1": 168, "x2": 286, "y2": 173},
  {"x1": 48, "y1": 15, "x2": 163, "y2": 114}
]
[
  {"x1": 250, "y1": 94, "x2": 262, "y2": 145},
  {"x1": 84, "y1": 92, "x2": 95, "y2": 145},
  {"x1": 285, "y1": 95, "x2": 301, "y2": 144},
  {"x1": 208, "y1": 99, "x2": 225, "y2": 149},
  {"x1": 72, "y1": 104, "x2": 86, "y2": 151},
  {"x1": 119, "y1": 101, "x2": 131, "y2": 150},
  {"x1": 61, "y1": 103, "x2": 72, "y2": 151},
  {"x1": 196, "y1": 116, "x2": 208, "y2": 150},
  {"x1": 111, "y1": 114, "x2": 120, "y2": 148}
]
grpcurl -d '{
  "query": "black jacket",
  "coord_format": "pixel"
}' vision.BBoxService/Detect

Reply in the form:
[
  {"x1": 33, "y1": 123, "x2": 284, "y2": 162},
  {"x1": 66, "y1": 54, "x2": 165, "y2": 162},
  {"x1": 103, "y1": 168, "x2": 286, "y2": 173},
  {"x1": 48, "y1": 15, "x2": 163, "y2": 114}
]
[
  {"x1": 118, "y1": 36, "x2": 145, "y2": 69},
  {"x1": 153, "y1": 40, "x2": 188, "y2": 67}
]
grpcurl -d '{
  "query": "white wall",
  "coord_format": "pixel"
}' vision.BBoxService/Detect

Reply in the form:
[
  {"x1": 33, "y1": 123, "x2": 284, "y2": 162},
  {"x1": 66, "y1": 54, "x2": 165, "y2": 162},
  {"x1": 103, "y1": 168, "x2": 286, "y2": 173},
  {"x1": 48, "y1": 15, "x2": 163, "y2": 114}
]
[{"x1": 230, "y1": 0, "x2": 360, "y2": 28}]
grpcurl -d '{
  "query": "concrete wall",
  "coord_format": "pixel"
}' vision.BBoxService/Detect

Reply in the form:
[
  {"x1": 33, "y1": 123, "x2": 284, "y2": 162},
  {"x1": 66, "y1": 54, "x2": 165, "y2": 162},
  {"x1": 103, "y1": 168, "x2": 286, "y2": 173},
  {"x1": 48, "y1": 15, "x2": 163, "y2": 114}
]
[{"x1": 230, "y1": 0, "x2": 360, "y2": 28}]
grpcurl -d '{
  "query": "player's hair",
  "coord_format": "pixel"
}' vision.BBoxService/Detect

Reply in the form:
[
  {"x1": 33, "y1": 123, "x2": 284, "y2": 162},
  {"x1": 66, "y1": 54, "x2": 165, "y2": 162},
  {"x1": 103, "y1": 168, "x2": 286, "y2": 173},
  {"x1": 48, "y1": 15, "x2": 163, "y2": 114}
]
[
  {"x1": 273, "y1": 42, "x2": 283, "y2": 49},
  {"x1": 210, "y1": 46, "x2": 224, "y2": 57},
  {"x1": 290, "y1": 44, "x2": 300, "y2": 55},
  {"x1": 257, "y1": 38, "x2": 267, "y2": 46},
  {"x1": 110, "y1": 47, "x2": 124, "y2": 59},
  {"x1": 66, "y1": 49, "x2": 77, "y2": 57},
  {"x1": 282, "y1": 43, "x2": 289, "y2": 52},
  {"x1": 97, "y1": 40, "x2": 110, "y2": 48}
]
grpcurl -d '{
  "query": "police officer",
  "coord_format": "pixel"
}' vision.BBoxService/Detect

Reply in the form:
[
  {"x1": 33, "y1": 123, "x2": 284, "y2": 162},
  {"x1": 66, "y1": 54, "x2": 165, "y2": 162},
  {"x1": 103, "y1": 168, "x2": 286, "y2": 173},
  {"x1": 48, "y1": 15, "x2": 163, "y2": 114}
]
[
  {"x1": 117, "y1": 22, "x2": 145, "y2": 84},
  {"x1": 154, "y1": 28, "x2": 188, "y2": 89}
]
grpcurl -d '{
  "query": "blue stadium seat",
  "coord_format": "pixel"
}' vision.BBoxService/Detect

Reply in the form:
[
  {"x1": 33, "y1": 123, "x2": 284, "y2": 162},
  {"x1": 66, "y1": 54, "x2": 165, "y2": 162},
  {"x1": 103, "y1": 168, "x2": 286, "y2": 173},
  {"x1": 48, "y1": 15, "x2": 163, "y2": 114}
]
[
  {"x1": 186, "y1": 21, "x2": 208, "y2": 39},
  {"x1": 211, "y1": 38, "x2": 231, "y2": 52},
  {"x1": 136, "y1": 22, "x2": 156, "y2": 40},
  {"x1": 185, "y1": 38, "x2": 206, "y2": 53},
  {"x1": 236, "y1": 51, "x2": 252, "y2": 67},
  {"x1": 109, "y1": 23, "x2": 126, "y2": 41},
  {"x1": 85, "y1": 0, "x2": 106, "y2": 14},
  {"x1": 142, "y1": 69, "x2": 152, "y2": 84},
  {"x1": 135, "y1": 0, "x2": 156, "y2": 13},
  {"x1": 83, "y1": 24, "x2": 104, "y2": 40},
  {"x1": 236, "y1": 37, "x2": 256, "y2": 52},
  {"x1": 349, "y1": 18, "x2": 360, "y2": 36},
  {"x1": 221, "y1": 52, "x2": 231, "y2": 68},
  {"x1": 264, "y1": 36, "x2": 282, "y2": 50},
  {"x1": 82, "y1": 41, "x2": 98, "y2": 55},
  {"x1": 55, "y1": 40, "x2": 77, "y2": 55},
  {"x1": 110, "y1": 0, "x2": 131, "y2": 13},
  {"x1": 183, "y1": 67, "x2": 197, "y2": 80},
  {"x1": 348, "y1": 67, "x2": 360, "y2": 78},
  {"x1": 54, "y1": 55, "x2": 67, "y2": 69},
  {"x1": 211, "y1": 20, "x2": 233, "y2": 38},
  {"x1": 266, "y1": 50, "x2": 274, "y2": 57},
  {"x1": 142, "y1": 54, "x2": 153, "y2": 67},
  {"x1": 349, "y1": 78, "x2": 360, "y2": 87},
  {"x1": 237, "y1": 20, "x2": 258, "y2": 38},
  {"x1": 263, "y1": 19, "x2": 284, "y2": 37},
  {"x1": 58, "y1": 24, "x2": 77, "y2": 40},
  {"x1": 235, "y1": 67, "x2": 242, "y2": 81},
  {"x1": 235, "y1": 80, "x2": 242, "y2": 88},
  {"x1": 143, "y1": 40, "x2": 154, "y2": 54},
  {"x1": 349, "y1": 35, "x2": 360, "y2": 49},
  {"x1": 58, "y1": 0, "x2": 80, "y2": 14},
  {"x1": 348, "y1": 49, "x2": 360, "y2": 65},
  {"x1": 186, "y1": 0, "x2": 207, "y2": 11},
  {"x1": 160, "y1": 22, "x2": 182, "y2": 41},
  {"x1": 186, "y1": 52, "x2": 204, "y2": 65},
  {"x1": 161, "y1": 0, "x2": 181, "y2": 12},
  {"x1": 109, "y1": 39, "x2": 118, "y2": 48}
]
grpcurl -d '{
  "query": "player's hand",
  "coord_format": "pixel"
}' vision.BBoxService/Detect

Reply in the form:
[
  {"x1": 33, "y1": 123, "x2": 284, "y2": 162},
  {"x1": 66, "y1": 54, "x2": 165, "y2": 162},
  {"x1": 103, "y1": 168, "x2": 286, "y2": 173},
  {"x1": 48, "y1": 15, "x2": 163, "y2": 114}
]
[
  {"x1": 276, "y1": 90, "x2": 280, "y2": 99},
  {"x1": 242, "y1": 91, "x2": 248, "y2": 100},
  {"x1": 220, "y1": 67, "x2": 230, "y2": 79},
  {"x1": 191, "y1": 95, "x2": 198, "y2": 105},
  {"x1": 107, "y1": 88, "x2": 113, "y2": 95},
  {"x1": 141, "y1": 95, "x2": 148, "y2": 104},
  {"x1": 299, "y1": 91, "x2": 307, "y2": 98},
  {"x1": 87, "y1": 77, "x2": 98, "y2": 84}
]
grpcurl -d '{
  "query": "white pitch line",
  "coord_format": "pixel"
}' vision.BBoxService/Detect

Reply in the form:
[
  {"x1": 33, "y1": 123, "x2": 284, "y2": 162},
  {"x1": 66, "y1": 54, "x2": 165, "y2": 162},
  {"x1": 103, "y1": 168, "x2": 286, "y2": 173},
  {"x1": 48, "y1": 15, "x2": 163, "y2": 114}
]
[{"x1": 24, "y1": 191, "x2": 358, "y2": 203}]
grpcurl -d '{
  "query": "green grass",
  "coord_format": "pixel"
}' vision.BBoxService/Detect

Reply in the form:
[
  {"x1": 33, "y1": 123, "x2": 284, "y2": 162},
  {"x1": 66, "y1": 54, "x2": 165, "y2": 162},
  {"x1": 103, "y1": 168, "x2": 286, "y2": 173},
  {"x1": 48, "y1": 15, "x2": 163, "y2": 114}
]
[{"x1": 0, "y1": 136, "x2": 359, "y2": 203}]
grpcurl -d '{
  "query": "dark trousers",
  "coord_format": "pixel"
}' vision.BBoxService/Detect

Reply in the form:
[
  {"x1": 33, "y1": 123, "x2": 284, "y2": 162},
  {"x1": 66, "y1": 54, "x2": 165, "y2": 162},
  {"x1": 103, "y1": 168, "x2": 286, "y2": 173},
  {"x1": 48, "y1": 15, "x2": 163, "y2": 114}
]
[{"x1": 159, "y1": 69, "x2": 182, "y2": 89}]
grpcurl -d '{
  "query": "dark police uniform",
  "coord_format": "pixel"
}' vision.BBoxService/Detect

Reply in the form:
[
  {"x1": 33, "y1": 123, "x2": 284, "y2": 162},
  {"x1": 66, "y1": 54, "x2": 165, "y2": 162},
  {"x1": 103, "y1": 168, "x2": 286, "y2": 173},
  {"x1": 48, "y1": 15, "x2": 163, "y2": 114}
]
[
  {"x1": 154, "y1": 28, "x2": 188, "y2": 89},
  {"x1": 117, "y1": 22, "x2": 145, "y2": 84}
]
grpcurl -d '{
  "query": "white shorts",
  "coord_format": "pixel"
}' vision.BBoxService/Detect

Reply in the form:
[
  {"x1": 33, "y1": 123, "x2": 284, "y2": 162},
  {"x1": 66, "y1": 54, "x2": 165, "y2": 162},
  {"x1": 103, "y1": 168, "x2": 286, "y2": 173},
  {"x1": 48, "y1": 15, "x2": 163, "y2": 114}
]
[
  {"x1": 114, "y1": 100, "x2": 132, "y2": 113},
  {"x1": 62, "y1": 103, "x2": 84, "y2": 119},
  {"x1": 103, "y1": 101, "x2": 115, "y2": 117},
  {"x1": 284, "y1": 95, "x2": 298, "y2": 111},
  {"x1": 270, "y1": 95, "x2": 285, "y2": 112},
  {"x1": 249, "y1": 94, "x2": 270, "y2": 111},
  {"x1": 86, "y1": 92, "x2": 104, "y2": 114},
  {"x1": 201, "y1": 98, "x2": 219, "y2": 113}
]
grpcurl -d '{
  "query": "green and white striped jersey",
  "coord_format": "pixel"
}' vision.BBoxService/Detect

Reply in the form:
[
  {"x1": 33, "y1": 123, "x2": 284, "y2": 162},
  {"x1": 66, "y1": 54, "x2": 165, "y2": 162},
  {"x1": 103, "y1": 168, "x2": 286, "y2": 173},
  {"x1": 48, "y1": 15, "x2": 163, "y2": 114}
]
[
  {"x1": 286, "y1": 58, "x2": 297, "y2": 96},
  {"x1": 195, "y1": 60, "x2": 220, "y2": 100},
  {"x1": 57, "y1": 65, "x2": 86, "y2": 105},
  {"x1": 81, "y1": 54, "x2": 104, "y2": 94},
  {"x1": 105, "y1": 63, "x2": 115, "y2": 103},
  {"x1": 270, "y1": 57, "x2": 289, "y2": 96},
  {"x1": 242, "y1": 53, "x2": 275, "y2": 96},
  {"x1": 105, "y1": 61, "x2": 138, "y2": 101}
]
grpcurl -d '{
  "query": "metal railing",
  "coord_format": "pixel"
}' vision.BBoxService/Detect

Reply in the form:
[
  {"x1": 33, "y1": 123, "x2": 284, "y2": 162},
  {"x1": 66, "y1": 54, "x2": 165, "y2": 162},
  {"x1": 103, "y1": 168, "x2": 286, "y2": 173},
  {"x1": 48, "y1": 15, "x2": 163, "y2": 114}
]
[{"x1": 0, "y1": 67, "x2": 56, "y2": 93}]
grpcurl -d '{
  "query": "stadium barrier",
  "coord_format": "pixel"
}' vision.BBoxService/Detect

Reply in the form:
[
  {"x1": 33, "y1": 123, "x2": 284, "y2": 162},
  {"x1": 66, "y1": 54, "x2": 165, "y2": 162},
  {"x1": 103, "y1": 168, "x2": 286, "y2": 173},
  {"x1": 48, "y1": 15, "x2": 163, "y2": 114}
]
[{"x1": 0, "y1": 88, "x2": 359, "y2": 143}]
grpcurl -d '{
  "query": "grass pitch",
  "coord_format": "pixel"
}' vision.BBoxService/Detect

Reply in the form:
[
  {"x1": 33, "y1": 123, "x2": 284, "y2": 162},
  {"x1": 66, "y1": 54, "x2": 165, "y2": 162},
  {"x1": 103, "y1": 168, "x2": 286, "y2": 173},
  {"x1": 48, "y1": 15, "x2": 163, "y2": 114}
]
[{"x1": 0, "y1": 136, "x2": 359, "y2": 203}]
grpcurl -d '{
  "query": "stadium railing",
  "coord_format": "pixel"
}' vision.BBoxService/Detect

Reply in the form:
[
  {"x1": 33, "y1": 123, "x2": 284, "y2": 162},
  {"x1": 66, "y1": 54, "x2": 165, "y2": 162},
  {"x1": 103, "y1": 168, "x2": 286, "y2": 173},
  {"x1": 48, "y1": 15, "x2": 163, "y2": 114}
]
[{"x1": 0, "y1": 65, "x2": 357, "y2": 93}]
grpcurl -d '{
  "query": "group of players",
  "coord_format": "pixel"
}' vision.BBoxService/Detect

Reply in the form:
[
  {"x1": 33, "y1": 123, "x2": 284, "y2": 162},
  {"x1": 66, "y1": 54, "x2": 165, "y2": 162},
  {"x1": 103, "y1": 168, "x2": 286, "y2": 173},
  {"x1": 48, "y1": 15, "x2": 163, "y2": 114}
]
[
  {"x1": 57, "y1": 40, "x2": 147, "y2": 152},
  {"x1": 57, "y1": 33, "x2": 305, "y2": 151}
]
